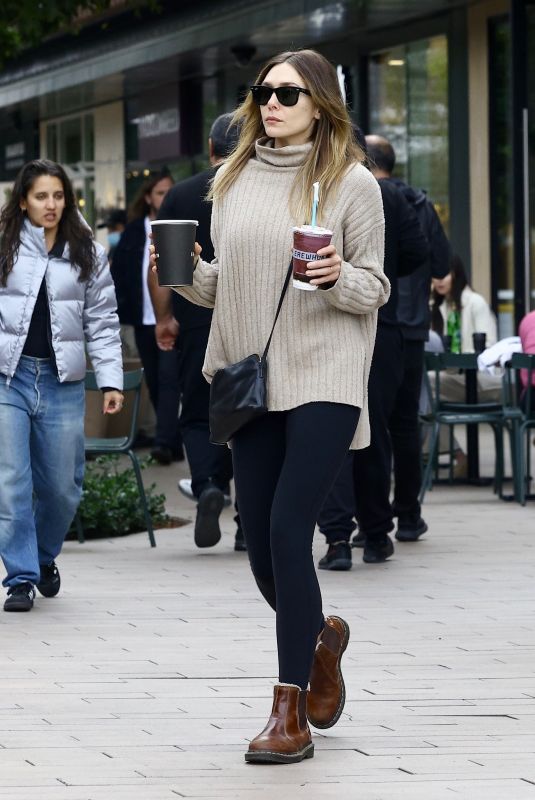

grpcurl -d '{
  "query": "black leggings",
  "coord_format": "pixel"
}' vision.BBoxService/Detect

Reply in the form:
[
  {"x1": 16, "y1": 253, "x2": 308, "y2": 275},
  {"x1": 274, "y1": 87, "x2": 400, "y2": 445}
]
[{"x1": 232, "y1": 402, "x2": 360, "y2": 689}]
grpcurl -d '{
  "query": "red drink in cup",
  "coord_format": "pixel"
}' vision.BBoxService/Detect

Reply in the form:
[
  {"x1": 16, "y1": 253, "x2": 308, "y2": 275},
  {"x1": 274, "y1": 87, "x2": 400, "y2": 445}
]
[{"x1": 292, "y1": 225, "x2": 333, "y2": 291}]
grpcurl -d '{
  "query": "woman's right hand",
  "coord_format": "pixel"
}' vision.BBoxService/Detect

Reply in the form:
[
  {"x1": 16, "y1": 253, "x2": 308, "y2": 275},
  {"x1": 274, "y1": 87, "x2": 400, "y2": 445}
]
[{"x1": 150, "y1": 241, "x2": 203, "y2": 274}]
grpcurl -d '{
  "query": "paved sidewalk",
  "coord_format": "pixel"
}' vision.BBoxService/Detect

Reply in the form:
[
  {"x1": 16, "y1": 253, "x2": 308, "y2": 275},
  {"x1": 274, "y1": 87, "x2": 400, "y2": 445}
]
[{"x1": 1, "y1": 448, "x2": 535, "y2": 800}]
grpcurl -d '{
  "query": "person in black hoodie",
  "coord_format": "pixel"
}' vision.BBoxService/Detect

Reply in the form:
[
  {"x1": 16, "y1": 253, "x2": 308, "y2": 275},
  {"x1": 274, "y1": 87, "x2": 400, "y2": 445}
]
[
  {"x1": 111, "y1": 171, "x2": 184, "y2": 464},
  {"x1": 317, "y1": 130, "x2": 430, "y2": 569},
  {"x1": 148, "y1": 114, "x2": 241, "y2": 551},
  {"x1": 364, "y1": 135, "x2": 450, "y2": 543}
]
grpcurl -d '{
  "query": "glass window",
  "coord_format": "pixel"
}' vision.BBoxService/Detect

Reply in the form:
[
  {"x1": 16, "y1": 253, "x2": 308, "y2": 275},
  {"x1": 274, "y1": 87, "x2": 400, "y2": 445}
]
[
  {"x1": 369, "y1": 35, "x2": 449, "y2": 230},
  {"x1": 83, "y1": 114, "x2": 94, "y2": 163},
  {"x1": 43, "y1": 112, "x2": 95, "y2": 229},
  {"x1": 59, "y1": 117, "x2": 82, "y2": 164},
  {"x1": 46, "y1": 124, "x2": 58, "y2": 162}
]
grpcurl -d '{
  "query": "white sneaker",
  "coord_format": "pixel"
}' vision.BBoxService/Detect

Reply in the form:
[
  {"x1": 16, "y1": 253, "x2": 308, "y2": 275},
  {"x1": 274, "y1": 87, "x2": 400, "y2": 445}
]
[
  {"x1": 178, "y1": 478, "x2": 195, "y2": 500},
  {"x1": 178, "y1": 478, "x2": 232, "y2": 507}
]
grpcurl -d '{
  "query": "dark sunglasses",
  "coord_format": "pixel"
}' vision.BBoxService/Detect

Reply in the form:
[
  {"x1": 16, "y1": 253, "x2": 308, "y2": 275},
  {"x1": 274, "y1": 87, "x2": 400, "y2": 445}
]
[{"x1": 249, "y1": 84, "x2": 312, "y2": 107}]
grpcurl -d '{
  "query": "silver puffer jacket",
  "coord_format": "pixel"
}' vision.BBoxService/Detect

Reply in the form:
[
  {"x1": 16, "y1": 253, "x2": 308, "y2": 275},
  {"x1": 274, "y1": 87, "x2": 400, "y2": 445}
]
[{"x1": 0, "y1": 218, "x2": 123, "y2": 389}]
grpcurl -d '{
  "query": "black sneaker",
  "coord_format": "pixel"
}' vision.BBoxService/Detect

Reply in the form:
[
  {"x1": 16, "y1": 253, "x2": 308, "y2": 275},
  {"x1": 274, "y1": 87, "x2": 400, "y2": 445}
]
[
  {"x1": 351, "y1": 529, "x2": 365, "y2": 548},
  {"x1": 37, "y1": 561, "x2": 61, "y2": 598},
  {"x1": 150, "y1": 446, "x2": 173, "y2": 465},
  {"x1": 318, "y1": 541, "x2": 352, "y2": 571},
  {"x1": 395, "y1": 517, "x2": 428, "y2": 542},
  {"x1": 234, "y1": 528, "x2": 247, "y2": 552},
  {"x1": 4, "y1": 583, "x2": 36, "y2": 612},
  {"x1": 362, "y1": 534, "x2": 394, "y2": 564},
  {"x1": 194, "y1": 485, "x2": 224, "y2": 548}
]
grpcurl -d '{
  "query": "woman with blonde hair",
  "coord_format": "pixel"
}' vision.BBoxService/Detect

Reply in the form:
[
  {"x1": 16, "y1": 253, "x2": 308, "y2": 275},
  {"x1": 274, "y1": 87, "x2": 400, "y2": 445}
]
[{"x1": 152, "y1": 49, "x2": 389, "y2": 763}]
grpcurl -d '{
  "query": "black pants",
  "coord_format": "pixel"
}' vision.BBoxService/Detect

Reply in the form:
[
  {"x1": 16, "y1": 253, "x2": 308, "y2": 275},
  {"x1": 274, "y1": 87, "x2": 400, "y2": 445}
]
[
  {"x1": 318, "y1": 325, "x2": 406, "y2": 542},
  {"x1": 134, "y1": 325, "x2": 182, "y2": 452},
  {"x1": 317, "y1": 451, "x2": 356, "y2": 543},
  {"x1": 390, "y1": 339, "x2": 424, "y2": 524},
  {"x1": 178, "y1": 327, "x2": 233, "y2": 498},
  {"x1": 232, "y1": 402, "x2": 360, "y2": 689}
]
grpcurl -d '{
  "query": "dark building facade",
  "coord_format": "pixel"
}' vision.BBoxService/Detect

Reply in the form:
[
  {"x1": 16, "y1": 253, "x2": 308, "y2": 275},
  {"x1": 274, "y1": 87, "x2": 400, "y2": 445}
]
[{"x1": 0, "y1": 0, "x2": 533, "y2": 332}]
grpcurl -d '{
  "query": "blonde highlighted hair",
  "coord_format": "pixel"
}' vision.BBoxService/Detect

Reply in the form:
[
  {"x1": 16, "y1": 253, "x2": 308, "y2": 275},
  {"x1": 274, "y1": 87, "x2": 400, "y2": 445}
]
[{"x1": 209, "y1": 49, "x2": 364, "y2": 224}]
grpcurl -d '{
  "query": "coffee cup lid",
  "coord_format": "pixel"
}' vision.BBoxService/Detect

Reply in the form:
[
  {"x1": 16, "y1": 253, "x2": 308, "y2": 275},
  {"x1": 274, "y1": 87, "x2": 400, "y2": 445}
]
[{"x1": 151, "y1": 219, "x2": 199, "y2": 226}]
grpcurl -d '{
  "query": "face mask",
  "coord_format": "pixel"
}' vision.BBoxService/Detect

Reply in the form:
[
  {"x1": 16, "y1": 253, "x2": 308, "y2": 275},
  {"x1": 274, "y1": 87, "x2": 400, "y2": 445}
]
[{"x1": 107, "y1": 231, "x2": 121, "y2": 248}]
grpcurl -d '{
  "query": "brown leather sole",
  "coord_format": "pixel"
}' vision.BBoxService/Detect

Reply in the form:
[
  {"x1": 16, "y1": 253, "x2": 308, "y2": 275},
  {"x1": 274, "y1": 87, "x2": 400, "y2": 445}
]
[
  {"x1": 245, "y1": 742, "x2": 314, "y2": 764},
  {"x1": 308, "y1": 616, "x2": 350, "y2": 730}
]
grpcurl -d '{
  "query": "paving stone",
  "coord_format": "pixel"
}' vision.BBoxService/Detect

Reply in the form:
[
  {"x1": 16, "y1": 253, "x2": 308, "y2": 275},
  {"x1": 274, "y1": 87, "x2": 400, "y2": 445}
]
[{"x1": 1, "y1": 437, "x2": 535, "y2": 798}]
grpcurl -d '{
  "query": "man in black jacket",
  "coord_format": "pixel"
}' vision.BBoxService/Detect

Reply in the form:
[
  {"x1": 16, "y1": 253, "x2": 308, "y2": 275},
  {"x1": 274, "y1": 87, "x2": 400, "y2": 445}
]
[
  {"x1": 110, "y1": 171, "x2": 182, "y2": 464},
  {"x1": 365, "y1": 135, "x2": 451, "y2": 545},
  {"x1": 317, "y1": 141, "x2": 430, "y2": 570},
  {"x1": 148, "y1": 114, "x2": 240, "y2": 551}
]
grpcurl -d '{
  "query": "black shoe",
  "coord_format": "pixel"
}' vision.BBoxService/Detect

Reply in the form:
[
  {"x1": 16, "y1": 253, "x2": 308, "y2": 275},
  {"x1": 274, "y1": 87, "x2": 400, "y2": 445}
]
[
  {"x1": 194, "y1": 485, "x2": 224, "y2": 548},
  {"x1": 150, "y1": 446, "x2": 174, "y2": 465},
  {"x1": 178, "y1": 478, "x2": 232, "y2": 507},
  {"x1": 234, "y1": 528, "x2": 247, "y2": 552},
  {"x1": 351, "y1": 529, "x2": 365, "y2": 548},
  {"x1": 363, "y1": 534, "x2": 394, "y2": 564},
  {"x1": 4, "y1": 582, "x2": 36, "y2": 612},
  {"x1": 318, "y1": 541, "x2": 352, "y2": 571},
  {"x1": 37, "y1": 561, "x2": 61, "y2": 598},
  {"x1": 395, "y1": 517, "x2": 428, "y2": 542}
]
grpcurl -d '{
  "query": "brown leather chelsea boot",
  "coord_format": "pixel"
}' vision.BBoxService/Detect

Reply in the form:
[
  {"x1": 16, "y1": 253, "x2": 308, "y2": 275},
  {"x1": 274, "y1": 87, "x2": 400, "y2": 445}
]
[
  {"x1": 307, "y1": 615, "x2": 350, "y2": 729},
  {"x1": 245, "y1": 684, "x2": 314, "y2": 764}
]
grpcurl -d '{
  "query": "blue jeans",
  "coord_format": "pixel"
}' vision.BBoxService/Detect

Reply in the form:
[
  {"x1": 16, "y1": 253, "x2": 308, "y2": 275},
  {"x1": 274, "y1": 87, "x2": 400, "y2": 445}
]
[{"x1": 0, "y1": 357, "x2": 85, "y2": 587}]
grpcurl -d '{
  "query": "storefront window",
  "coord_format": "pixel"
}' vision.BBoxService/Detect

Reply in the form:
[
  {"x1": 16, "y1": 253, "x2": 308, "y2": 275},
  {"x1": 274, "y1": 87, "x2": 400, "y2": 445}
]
[
  {"x1": 43, "y1": 113, "x2": 95, "y2": 227},
  {"x1": 368, "y1": 35, "x2": 449, "y2": 230}
]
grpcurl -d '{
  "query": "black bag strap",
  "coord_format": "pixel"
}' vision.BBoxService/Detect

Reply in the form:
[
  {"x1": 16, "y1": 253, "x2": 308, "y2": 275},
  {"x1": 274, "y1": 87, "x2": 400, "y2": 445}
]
[{"x1": 261, "y1": 260, "x2": 293, "y2": 362}]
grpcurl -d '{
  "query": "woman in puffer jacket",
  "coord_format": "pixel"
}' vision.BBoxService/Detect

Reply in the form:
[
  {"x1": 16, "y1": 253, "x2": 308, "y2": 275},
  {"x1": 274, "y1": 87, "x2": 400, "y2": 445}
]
[{"x1": 0, "y1": 159, "x2": 123, "y2": 612}]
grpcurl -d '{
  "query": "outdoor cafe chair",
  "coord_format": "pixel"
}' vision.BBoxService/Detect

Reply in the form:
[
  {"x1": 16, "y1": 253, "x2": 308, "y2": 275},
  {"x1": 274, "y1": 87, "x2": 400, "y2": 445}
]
[
  {"x1": 75, "y1": 368, "x2": 156, "y2": 547},
  {"x1": 501, "y1": 353, "x2": 535, "y2": 505},
  {"x1": 420, "y1": 352, "x2": 506, "y2": 503}
]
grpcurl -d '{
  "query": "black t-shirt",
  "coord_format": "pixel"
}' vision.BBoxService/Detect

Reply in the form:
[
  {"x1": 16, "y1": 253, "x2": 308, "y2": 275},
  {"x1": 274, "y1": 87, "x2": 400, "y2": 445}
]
[
  {"x1": 157, "y1": 168, "x2": 216, "y2": 332},
  {"x1": 22, "y1": 237, "x2": 65, "y2": 358}
]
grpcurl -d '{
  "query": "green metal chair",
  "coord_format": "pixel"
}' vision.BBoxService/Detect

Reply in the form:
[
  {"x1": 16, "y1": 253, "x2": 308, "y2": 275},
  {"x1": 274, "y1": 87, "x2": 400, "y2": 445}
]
[
  {"x1": 502, "y1": 353, "x2": 535, "y2": 504},
  {"x1": 420, "y1": 352, "x2": 506, "y2": 502},
  {"x1": 78, "y1": 369, "x2": 156, "y2": 547}
]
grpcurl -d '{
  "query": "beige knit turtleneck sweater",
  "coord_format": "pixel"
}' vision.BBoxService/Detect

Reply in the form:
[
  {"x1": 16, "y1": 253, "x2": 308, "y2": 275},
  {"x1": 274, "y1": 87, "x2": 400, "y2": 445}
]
[{"x1": 174, "y1": 138, "x2": 389, "y2": 449}]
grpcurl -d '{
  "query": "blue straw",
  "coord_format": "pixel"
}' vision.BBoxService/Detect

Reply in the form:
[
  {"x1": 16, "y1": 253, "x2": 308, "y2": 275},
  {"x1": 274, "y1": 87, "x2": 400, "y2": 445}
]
[{"x1": 311, "y1": 182, "x2": 320, "y2": 227}]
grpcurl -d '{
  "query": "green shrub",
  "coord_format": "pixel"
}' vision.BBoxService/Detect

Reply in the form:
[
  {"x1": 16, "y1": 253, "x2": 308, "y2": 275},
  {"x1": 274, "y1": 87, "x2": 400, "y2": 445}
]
[{"x1": 73, "y1": 454, "x2": 169, "y2": 537}]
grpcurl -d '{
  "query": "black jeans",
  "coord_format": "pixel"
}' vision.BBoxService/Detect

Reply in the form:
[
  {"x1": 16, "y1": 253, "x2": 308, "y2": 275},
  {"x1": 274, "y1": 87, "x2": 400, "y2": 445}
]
[
  {"x1": 390, "y1": 339, "x2": 424, "y2": 524},
  {"x1": 134, "y1": 325, "x2": 182, "y2": 452},
  {"x1": 232, "y1": 402, "x2": 360, "y2": 689},
  {"x1": 318, "y1": 325, "x2": 405, "y2": 542},
  {"x1": 178, "y1": 327, "x2": 233, "y2": 498}
]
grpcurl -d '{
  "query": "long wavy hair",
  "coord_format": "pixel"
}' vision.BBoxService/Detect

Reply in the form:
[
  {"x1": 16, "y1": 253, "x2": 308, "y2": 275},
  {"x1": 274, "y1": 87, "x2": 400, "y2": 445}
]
[
  {"x1": 0, "y1": 159, "x2": 96, "y2": 287},
  {"x1": 210, "y1": 49, "x2": 364, "y2": 224},
  {"x1": 127, "y1": 171, "x2": 174, "y2": 222},
  {"x1": 430, "y1": 254, "x2": 469, "y2": 336}
]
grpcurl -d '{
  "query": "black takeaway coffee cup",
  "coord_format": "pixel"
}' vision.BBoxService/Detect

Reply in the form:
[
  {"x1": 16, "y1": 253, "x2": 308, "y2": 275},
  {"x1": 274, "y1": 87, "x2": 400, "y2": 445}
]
[{"x1": 151, "y1": 220, "x2": 198, "y2": 287}]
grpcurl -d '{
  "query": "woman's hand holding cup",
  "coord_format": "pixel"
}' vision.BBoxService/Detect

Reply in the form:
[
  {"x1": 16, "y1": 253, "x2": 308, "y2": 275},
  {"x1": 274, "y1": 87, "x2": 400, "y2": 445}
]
[
  {"x1": 149, "y1": 240, "x2": 202, "y2": 276},
  {"x1": 306, "y1": 244, "x2": 342, "y2": 286}
]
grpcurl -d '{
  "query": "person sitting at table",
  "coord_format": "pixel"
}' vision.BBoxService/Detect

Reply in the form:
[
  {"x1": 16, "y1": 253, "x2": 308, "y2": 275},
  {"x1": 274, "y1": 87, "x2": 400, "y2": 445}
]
[
  {"x1": 519, "y1": 311, "x2": 535, "y2": 393},
  {"x1": 430, "y1": 254, "x2": 501, "y2": 476}
]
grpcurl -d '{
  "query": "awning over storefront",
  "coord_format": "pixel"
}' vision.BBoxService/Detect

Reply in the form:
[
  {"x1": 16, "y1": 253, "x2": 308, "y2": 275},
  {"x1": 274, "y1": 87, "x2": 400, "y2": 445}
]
[{"x1": 0, "y1": 0, "x2": 477, "y2": 111}]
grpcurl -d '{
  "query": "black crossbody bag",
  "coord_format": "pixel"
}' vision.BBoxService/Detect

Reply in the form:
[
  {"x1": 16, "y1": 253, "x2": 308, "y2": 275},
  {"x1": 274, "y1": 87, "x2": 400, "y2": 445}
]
[{"x1": 209, "y1": 261, "x2": 293, "y2": 445}]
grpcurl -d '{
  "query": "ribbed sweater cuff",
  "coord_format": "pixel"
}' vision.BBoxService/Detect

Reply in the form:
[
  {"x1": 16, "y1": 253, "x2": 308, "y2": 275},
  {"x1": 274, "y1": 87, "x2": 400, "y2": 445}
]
[
  {"x1": 323, "y1": 259, "x2": 389, "y2": 315},
  {"x1": 173, "y1": 258, "x2": 218, "y2": 309}
]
